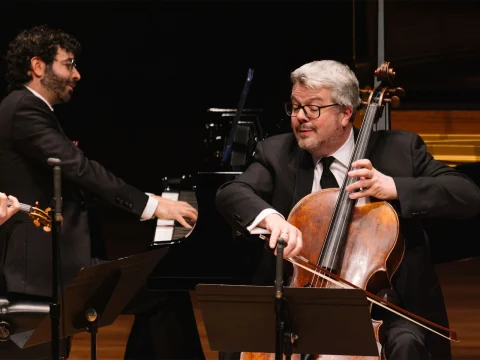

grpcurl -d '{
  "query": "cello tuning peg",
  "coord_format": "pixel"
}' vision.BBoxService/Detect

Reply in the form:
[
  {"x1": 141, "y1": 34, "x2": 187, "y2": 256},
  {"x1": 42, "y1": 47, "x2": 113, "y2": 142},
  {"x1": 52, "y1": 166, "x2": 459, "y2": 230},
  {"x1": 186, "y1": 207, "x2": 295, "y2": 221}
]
[
  {"x1": 387, "y1": 88, "x2": 405, "y2": 97},
  {"x1": 360, "y1": 89, "x2": 372, "y2": 94},
  {"x1": 395, "y1": 87, "x2": 405, "y2": 97},
  {"x1": 384, "y1": 96, "x2": 401, "y2": 108}
]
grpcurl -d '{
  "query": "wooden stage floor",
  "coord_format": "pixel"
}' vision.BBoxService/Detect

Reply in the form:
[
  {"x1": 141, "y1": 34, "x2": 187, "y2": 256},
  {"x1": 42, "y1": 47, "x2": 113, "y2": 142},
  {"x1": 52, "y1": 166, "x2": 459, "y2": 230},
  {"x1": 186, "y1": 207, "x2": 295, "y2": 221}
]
[{"x1": 69, "y1": 257, "x2": 480, "y2": 360}]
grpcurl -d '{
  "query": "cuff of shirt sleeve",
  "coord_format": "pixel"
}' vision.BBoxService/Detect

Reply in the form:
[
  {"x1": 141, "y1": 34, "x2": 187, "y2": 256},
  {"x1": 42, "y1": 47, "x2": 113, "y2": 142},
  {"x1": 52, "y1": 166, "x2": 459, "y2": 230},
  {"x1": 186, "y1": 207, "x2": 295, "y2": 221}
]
[
  {"x1": 141, "y1": 193, "x2": 158, "y2": 220},
  {"x1": 246, "y1": 208, "x2": 284, "y2": 233}
]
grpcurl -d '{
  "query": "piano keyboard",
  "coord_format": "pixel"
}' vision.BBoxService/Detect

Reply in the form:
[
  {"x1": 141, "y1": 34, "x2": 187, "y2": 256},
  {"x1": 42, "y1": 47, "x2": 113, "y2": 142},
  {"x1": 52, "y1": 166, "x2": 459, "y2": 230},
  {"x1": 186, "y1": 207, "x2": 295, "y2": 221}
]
[{"x1": 153, "y1": 190, "x2": 198, "y2": 243}]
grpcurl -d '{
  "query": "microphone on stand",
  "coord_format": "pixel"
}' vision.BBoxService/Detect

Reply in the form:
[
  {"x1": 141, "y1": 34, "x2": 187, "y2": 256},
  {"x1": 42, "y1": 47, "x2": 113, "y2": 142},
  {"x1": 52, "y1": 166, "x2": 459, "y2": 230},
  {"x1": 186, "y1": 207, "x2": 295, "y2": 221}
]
[
  {"x1": 47, "y1": 158, "x2": 61, "y2": 166},
  {"x1": 47, "y1": 157, "x2": 62, "y2": 360},
  {"x1": 47, "y1": 158, "x2": 62, "y2": 223}
]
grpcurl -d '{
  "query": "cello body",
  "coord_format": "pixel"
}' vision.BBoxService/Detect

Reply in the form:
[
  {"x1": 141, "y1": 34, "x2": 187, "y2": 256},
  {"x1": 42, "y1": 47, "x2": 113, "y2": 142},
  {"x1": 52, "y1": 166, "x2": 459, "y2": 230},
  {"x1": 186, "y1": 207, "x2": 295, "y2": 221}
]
[
  {"x1": 287, "y1": 189, "x2": 404, "y2": 360},
  {"x1": 288, "y1": 189, "x2": 404, "y2": 305},
  {"x1": 241, "y1": 189, "x2": 404, "y2": 360}
]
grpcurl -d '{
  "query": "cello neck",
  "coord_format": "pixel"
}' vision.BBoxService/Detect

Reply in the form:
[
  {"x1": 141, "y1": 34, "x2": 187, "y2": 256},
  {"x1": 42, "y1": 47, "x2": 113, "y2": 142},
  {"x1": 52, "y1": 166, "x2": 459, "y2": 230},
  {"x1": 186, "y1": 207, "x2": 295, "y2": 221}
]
[{"x1": 317, "y1": 103, "x2": 381, "y2": 272}]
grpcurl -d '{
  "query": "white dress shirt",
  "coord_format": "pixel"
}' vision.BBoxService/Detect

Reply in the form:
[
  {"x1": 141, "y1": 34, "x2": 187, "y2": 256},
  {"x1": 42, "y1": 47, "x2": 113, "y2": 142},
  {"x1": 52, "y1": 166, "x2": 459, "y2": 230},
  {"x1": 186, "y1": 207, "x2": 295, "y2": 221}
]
[
  {"x1": 248, "y1": 129, "x2": 367, "y2": 234},
  {"x1": 24, "y1": 85, "x2": 158, "y2": 220}
]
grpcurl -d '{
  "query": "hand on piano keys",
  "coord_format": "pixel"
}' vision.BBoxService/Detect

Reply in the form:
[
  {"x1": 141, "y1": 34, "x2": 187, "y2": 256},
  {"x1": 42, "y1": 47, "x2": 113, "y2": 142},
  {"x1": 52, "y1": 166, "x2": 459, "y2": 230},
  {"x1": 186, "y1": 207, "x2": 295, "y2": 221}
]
[
  {"x1": 150, "y1": 193, "x2": 197, "y2": 229},
  {"x1": 151, "y1": 188, "x2": 198, "y2": 244}
]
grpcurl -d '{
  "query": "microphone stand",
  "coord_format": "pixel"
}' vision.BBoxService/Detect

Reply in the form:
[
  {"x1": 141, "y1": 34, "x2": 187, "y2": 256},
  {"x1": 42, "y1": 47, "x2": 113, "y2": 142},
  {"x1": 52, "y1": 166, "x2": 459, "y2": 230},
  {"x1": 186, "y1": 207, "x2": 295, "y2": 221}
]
[
  {"x1": 48, "y1": 157, "x2": 62, "y2": 360},
  {"x1": 275, "y1": 237, "x2": 293, "y2": 360}
]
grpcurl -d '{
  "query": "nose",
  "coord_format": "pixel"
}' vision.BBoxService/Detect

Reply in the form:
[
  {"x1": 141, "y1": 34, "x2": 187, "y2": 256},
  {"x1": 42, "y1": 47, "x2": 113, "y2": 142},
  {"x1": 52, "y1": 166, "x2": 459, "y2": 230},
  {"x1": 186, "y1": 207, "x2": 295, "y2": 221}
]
[
  {"x1": 72, "y1": 67, "x2": 81, "y2": 81},
  {"x1": 295, "y1": 107, "x2": 310, "y2": 123}
]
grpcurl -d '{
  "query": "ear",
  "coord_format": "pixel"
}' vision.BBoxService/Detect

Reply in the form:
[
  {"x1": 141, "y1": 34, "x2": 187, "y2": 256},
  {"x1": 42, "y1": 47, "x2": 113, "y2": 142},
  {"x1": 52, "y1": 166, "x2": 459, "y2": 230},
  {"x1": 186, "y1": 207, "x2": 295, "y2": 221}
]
[
  {"x1": 341, "y1": 106, "x2": 353, "y2": 127},
  {"x1": 29, "y1": 56, "x2": 45, "y2": 78}
]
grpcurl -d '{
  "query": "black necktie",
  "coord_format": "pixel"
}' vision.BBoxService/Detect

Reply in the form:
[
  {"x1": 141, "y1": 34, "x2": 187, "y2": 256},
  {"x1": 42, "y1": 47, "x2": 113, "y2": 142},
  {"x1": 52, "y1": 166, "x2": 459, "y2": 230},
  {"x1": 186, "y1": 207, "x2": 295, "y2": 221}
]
[{"x1": 320, "y1": 156, "x2": 339, "y2": 189}]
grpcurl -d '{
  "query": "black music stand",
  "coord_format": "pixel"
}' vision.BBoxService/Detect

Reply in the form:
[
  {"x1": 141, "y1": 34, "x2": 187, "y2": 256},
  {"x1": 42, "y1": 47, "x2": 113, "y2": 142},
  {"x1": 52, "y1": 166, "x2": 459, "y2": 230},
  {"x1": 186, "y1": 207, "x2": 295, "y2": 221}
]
[
  {"x1": 7, "y1": 248, "x2": 167, "y2": 359},
  {"x1": 195, "y1": 284, "x2": 379, "y2": 357}
]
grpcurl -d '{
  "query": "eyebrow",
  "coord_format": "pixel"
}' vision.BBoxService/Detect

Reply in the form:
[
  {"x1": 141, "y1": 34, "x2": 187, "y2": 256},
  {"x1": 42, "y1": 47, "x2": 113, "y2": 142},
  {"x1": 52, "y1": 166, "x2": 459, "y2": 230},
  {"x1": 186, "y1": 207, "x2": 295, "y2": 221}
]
[{"x1": 291, "y1": 95, "x2": 325, "y2": 103}]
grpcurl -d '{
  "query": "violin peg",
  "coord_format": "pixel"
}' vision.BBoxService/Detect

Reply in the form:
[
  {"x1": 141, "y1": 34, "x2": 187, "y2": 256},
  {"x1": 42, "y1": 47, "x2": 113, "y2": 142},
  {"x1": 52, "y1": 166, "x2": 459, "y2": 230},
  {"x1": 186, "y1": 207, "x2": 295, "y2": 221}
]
[{"x1": 33, "y1": 219, "x2": 40, "y2": 227}]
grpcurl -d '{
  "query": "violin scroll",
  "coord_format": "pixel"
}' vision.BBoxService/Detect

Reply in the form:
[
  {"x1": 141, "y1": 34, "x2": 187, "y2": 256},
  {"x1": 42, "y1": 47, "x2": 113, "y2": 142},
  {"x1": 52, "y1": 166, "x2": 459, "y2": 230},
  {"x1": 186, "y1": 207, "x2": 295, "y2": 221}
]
[
  {"x1": 29, "y1": 201, "x2": 52, "y2": 232},
  {"x1": 6, "y1": 196, "x2": 52, "y2": 232}
]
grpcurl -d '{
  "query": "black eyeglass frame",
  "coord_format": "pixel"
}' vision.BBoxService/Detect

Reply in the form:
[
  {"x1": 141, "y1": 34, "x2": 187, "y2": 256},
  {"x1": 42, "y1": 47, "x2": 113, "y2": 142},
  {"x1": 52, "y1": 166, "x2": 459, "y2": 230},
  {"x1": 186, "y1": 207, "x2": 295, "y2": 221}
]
[
  {"x1": 284, "y1": 102, "x2": 339, "y2": 119},
  {"x1": 54, "y1": 58, "x2": 77, "y2": 71}
]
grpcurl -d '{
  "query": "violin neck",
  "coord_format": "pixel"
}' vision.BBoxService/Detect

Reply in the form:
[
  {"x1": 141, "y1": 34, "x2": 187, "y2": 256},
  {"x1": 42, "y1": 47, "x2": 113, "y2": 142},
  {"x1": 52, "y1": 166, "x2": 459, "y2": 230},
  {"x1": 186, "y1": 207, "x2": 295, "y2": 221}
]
[{"x1": 7, "y1": 200, "x2": 32, "y2": 214}]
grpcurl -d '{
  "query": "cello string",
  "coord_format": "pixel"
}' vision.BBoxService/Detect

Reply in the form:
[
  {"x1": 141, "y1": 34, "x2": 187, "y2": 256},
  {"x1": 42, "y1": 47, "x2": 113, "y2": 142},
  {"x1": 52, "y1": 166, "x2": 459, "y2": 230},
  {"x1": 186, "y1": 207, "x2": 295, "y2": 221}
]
[
  {"x1": 284, "y1": 255, "x2": 457, "y2": 342},
  {"x1": 321, "y1": 100, "x2": 378, "y2": 288},
  {"x1": 262, "y1": 231, "x2": 457, "y2": 341}
]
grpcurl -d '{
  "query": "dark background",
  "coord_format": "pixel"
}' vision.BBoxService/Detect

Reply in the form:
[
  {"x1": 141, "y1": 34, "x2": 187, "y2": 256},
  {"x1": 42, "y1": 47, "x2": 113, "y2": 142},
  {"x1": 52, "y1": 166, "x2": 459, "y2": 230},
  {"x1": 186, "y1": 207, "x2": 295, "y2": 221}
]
[
  {"x1": 1, "y1": 0, "x2": 480, "y2": 193},
  {"x1": 0, "y1": 0, "x2": 357, "y2": 193}
]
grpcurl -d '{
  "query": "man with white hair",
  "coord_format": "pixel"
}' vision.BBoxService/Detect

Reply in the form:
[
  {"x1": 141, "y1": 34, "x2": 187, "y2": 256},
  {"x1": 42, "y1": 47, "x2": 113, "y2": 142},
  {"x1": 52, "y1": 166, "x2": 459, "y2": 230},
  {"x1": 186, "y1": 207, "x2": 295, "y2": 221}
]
[{"x1": 216, "y1": 59, "x2": 480, "y2": 359}]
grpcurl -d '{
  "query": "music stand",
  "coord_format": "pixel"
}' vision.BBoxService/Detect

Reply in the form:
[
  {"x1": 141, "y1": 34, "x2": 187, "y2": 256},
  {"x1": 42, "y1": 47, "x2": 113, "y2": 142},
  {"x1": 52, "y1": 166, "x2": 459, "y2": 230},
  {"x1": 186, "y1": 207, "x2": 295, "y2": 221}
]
[
  {"x1": 8, "y1": 248, "x2": 167, "y2": 359},
  {"x1": 195, "y1": 284, "x2": 379, "y2": 357}
]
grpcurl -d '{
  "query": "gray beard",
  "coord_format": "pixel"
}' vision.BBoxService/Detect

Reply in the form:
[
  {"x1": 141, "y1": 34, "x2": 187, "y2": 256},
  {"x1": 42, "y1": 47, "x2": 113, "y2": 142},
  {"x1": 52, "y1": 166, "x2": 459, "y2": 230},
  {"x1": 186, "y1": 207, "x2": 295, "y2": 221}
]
[{"x1": 296, "y1": 125, "x2": 345, "y2": 156}]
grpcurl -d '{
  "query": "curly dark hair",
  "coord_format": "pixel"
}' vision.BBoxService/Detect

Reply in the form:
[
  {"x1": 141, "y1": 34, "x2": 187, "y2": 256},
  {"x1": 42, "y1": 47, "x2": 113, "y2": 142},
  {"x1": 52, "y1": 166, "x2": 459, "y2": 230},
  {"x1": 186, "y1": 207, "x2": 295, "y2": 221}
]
[{"x1": 5, "y1": 24, "x2": 81, "y2": 92}]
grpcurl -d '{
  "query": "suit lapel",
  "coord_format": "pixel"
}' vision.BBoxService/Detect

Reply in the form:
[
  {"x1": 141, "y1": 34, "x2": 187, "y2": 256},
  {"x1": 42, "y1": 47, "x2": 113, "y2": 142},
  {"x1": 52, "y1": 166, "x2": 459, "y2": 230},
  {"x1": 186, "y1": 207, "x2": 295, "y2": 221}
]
[
  {"x1": 291, "y1": 148, "x2": 314, "y2": 208},
  {"x1": 21, "y1": 88, "x2": 68, "y2": 137}
]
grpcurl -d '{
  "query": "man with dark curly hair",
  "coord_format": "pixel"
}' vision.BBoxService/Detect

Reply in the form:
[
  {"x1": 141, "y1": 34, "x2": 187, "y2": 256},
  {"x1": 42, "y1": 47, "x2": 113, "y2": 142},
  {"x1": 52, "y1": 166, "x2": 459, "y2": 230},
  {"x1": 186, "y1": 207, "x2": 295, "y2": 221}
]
[{"x1": 0, "y1": 25, "x2": 199, "y2": 359}]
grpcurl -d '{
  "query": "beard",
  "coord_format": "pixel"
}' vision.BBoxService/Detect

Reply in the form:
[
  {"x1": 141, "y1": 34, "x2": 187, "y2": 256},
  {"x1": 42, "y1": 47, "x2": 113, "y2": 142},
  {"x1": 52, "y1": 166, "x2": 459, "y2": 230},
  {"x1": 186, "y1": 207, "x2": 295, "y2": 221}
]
[
  {"x1": 294, "y1": 122, "x2": 345, "y2": 155},
  {"x1": 41, "y1": 66, "x2": 75, "y2": 104}
]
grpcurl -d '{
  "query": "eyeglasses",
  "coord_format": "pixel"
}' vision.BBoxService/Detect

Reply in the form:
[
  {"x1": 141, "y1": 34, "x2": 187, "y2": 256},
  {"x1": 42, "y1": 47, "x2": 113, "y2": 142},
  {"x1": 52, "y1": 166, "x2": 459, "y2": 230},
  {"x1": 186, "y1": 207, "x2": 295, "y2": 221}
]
[
  {"x1": 54, "y1": 58, "x2": 77, "y2": 72},
  {"x1": 284, "y1": 102, "x2": 339, "y2": 119}
]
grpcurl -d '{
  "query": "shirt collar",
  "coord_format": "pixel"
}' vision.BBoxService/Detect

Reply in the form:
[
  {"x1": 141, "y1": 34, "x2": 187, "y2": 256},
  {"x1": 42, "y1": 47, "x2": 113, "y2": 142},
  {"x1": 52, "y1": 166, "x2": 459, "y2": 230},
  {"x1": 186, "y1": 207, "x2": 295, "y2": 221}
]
[
  {"x1": 24, "y1": 85, "x2": 54, "y2": 111},
  {"x1": 313, "y1": 127, "x2": 354, "y2": 167}
]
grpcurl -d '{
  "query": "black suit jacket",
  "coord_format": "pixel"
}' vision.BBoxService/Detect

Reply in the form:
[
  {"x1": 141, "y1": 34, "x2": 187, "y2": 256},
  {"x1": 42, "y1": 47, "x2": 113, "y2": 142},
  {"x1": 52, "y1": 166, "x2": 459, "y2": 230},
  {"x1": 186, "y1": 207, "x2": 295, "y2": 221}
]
[
  {"x1": 0, "y1": 87, "x2": 149, "y2": 297},
  {"x1": 216, "y1": 129, "x2": 480, "y2": 355}
]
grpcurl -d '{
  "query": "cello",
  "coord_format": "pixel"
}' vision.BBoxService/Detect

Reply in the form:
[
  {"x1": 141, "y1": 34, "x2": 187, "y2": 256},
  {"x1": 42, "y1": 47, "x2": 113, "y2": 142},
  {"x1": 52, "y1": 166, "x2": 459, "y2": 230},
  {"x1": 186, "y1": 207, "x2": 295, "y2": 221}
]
[{"x1": 241, "y1": 62, "x2": 457, "y2": 360}]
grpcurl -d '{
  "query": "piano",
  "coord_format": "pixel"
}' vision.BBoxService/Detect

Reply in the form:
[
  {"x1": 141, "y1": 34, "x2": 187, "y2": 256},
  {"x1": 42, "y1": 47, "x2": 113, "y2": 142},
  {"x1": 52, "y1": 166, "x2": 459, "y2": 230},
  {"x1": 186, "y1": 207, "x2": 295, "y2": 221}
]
[
  {"x1": 143, "y1": 106, "x2": 266, "y2": 290},
  {"x1": 146, "y1": 171, "x2": 263, "y2": 291}
]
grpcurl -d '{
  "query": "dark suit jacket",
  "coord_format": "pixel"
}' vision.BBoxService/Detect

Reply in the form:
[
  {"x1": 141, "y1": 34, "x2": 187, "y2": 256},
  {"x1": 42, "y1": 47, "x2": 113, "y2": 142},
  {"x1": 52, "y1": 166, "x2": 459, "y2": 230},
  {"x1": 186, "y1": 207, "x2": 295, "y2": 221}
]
[
  {"x1": 0, "y1": 87, "x2": 149, "y2": 297},
  {"x1": 216, "y1": 129, "x2": 480, "y2": 357}
]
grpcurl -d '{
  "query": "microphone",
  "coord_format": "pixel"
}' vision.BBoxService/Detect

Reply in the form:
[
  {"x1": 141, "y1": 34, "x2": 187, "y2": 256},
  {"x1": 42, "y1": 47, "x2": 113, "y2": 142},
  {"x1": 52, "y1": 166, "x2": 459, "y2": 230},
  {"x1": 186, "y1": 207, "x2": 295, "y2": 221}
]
[
  {"x1": 47, "y1": 158, "x2": 61, "y2": 167},
  {"x1": 47, "y1": 158, "x2": 62, "y2": 222},
  {"x1": 46, "y1": 157, "x2": 63, "y2": 359}
]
